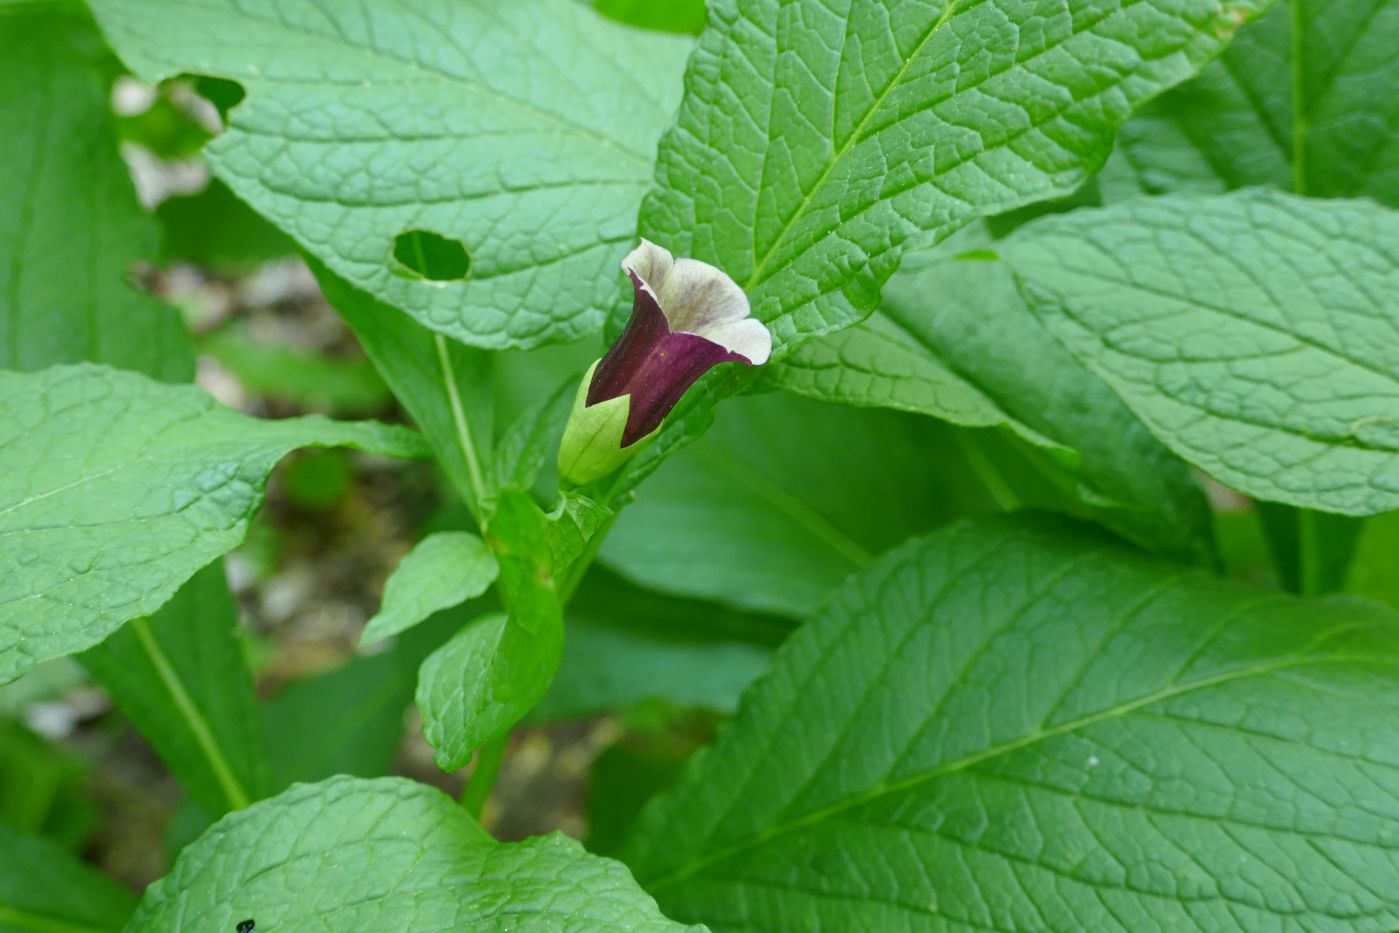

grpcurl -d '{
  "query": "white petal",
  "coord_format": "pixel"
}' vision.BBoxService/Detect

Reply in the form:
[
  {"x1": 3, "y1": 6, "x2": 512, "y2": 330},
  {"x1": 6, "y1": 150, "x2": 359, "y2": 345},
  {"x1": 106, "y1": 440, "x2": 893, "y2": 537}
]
[
  {"x1": 620, "y1": 239, "x2": 673, "y2": 295},
  {"x1": 658, "y1": 257, "x2": 750, "y2": 337},
  {"x1": 701, "y1": 316, "x2": 772, "y2": 364}
]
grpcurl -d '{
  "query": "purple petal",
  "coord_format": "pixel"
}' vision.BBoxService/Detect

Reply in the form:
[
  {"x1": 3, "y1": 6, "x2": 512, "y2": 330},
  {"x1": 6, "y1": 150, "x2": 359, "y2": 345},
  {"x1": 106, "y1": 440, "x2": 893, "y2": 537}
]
[{"x1": 589, "y1": 270, "x2": 750, "y2": 446}]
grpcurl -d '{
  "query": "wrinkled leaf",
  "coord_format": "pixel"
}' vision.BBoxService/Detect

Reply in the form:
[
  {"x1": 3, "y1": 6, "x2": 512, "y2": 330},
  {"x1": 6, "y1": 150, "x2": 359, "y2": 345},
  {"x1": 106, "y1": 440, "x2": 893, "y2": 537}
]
[
  {"x1": 636, "y1": 0, "x2": 1271, "y2": 356},
  {"x1": 361, "y1": 532, "x2": 498, "y2": 645},
  {"x1": 1000, "y1": 190, "x2": 1399, "y2": 515},
  {"x1": 625, "y1": 516, "x2": 1399, "y2": 929},
  {"x1": 92, "y1": 0, "x2": 691, "y2": 349},
  {"x1": 534, "y1": 569, "x2": 789, "y2": 722},
  {"x1": 1103, "y1": 0, "x2": 1399, "y2": 203},
  {"x1": 126, "y1": 776, "x2": 700, "y2": 932},
  {"x1": 773, "y1": 238, "x2": 1212, "y2": 561},
  {"x1": 0, "y1": 4, "x2": 192, "y2": 381},
  {"x1": 0, "y1": 364, "x2": 427, "y2": 684},
  {"x1": 80, "y1": 563, "x2": 269, "y2": 816}
]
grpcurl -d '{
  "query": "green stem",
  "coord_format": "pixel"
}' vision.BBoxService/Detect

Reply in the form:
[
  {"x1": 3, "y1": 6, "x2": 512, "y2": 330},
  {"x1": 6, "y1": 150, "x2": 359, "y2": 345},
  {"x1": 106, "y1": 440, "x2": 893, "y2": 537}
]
[
  {"x1": 459, "y1": 733, "x2": 509, "y2": 818},
  {"x1": 953, "y1": 430, "x2": 1022, "y2": 512}
]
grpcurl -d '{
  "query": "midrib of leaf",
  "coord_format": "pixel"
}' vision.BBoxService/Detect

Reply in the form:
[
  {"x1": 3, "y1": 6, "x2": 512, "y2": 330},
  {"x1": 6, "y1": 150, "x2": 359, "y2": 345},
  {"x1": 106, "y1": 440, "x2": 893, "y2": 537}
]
[
  {"x1": 694, "y1": 447, "x2": 873, "y2": 567},
  {"x1": 742, "y1": 0, "x2": 961, "y2": 291},
  {"x1": 129, "y1": 616, "x2": 252, "y2": 811},
  {"x1": 433, "y1": 332, "x2": 486, "y2": 509},
  {"x1": 1289, "y1": 0, "x2": 1307, "y2": 193},
  {"x1": 644, "y1": 647, "x2": 1372, "y2": 892},
  {"x1": 0, "y1": 904, "x2": 109, "y2": 933}
]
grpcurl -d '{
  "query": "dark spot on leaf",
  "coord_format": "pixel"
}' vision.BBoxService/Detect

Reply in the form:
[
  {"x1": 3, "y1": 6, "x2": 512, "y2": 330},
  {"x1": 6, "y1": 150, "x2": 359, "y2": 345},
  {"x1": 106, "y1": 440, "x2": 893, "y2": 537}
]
[
  {"x1": 236, "y1": 921, "x2": 255, "y2": 933},
  {"x1": 392, "y1": 230, "x2": 472, "y2": 281}
]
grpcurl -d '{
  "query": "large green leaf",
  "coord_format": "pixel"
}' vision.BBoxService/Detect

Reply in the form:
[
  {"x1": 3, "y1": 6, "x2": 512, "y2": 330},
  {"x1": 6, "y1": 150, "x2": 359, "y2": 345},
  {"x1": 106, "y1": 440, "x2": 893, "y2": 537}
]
[
  {"x1": 0, "y1": 364, "x2": 427, "y2": 684},
  {"x1": 1103, "y1": 0, "x2": 1399, "y2": 203},
  {"x1": 999, "y1": 189, "x2": 1399, "y2": 516},
  {"x1": 126, "y1": 776, "x2": 700, "y2": 931},
  {"x1": 79, "y1": 563, "x2": 269, "y2": 816},
  {"x1": 771, "y1": 236, "x2": 1212, "y2": 561},
  {"x1": 601, "y1": 392, "x2": 1005, "y2": 617},
  {"x1": 0, "y1": 823, "x2": 137, "y2": 933},
  {"x1": 636, "y1": 0, "x2": 1270, "y2": 357},
  {"x1": 0, "y1": 4, "x2": 192, "y2": 381},
  {"x1": 623, "y1": 516, "x2": 1399, "y2": 930},
  {"x1": 90, "y1": 0, "x2": 691, "y2": 350}
]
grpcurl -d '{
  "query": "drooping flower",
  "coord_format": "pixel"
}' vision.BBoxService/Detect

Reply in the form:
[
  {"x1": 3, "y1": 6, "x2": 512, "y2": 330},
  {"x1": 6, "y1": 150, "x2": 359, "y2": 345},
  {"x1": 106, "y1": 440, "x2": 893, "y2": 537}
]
[{"x1": 558, "y1": 240, "x2": 772, "y2": 485}]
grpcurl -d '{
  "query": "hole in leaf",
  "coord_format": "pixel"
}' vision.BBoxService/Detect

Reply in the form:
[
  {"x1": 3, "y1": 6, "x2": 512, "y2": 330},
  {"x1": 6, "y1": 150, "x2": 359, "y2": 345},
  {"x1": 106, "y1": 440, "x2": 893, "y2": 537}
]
[
  {"x1": 192, "y1": 75, "x2": 246, "y2": 118},
  {"x1": 392, "y1": 229, "x2": 472, "y2": 281}
]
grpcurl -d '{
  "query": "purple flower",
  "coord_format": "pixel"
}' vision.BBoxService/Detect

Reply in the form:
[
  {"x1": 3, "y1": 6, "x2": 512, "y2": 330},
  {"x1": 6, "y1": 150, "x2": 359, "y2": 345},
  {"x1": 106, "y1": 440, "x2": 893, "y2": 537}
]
[{"x1": 558, "y1": 240, "x2": 771, "y2": 485}]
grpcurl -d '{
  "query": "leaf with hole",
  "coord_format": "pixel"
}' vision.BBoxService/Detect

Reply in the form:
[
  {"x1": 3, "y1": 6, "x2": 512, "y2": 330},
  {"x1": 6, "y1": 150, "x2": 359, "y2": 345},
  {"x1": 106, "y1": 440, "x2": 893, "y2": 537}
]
[
  {"x1": 0, "y1": 364, "x2": 427, "y2": 685},
  {"x1": 90, "y1": 0, "x2": 692, "y2": 349}
]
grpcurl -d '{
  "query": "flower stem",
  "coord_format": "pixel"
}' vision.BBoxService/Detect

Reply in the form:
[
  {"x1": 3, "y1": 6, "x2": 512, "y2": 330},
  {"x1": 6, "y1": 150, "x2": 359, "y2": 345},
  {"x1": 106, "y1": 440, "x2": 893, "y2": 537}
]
[{"x1": 459, "y1": 733, "x2": 509, "y2": 818}]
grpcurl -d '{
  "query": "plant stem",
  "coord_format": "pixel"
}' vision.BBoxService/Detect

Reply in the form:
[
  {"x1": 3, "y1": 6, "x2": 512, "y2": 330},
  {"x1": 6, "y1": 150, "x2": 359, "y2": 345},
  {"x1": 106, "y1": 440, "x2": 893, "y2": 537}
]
[{"x1": 459, "y1": 733, "x2": 509, "y2": 818}]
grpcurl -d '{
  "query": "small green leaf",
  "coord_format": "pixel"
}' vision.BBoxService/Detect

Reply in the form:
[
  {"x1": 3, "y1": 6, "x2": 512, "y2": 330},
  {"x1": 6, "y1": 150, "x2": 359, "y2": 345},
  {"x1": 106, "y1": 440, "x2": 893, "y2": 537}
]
[
  {"x1": 0, "y1": 823, "x2": 136, "y2": 933},
  {"x1": 417, "y1": 611, "x2": 561, "y2": 772},
  {"x1": 80, "y1": 563, "x2": 269, "y2": 816},
  {"x1": 624, "y1": 516, "x2": 1399, "y2": 929},
  {"x1": 91, "y1": 0, "x2": 691, "y2": 349},
  {"x1": 1000, "y1": 190, "x2": 1399, "y2": 515},
  {"x1": 0, "y1": 364, "x2": 428, "y2": 684},
  {"x1": 587, "y1": 0, "x2": 707, "y2": 34},
  {"x1": 638, "y1": 0, "x2": 1271, "y2": 357},
  {"x1": 126, "y1": 776, "x2": 701, "y2": 932},
  {"x1": 361, "y1": 532, "x2": 499, "y2": 646},
  {"x1": 0, "y1": 4, "x2": 192, "y2": 381}
]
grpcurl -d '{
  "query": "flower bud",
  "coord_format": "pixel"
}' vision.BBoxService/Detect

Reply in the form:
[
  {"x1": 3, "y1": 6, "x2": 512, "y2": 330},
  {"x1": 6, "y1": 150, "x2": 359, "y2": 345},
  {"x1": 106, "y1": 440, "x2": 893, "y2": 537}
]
[{"x1": 557, "y1": 240, "x2": 771, "y2": 486}]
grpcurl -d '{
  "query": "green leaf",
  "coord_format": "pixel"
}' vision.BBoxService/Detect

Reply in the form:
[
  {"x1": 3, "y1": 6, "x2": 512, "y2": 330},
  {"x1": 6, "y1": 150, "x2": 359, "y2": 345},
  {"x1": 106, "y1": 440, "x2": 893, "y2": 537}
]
[
  {"x1": 0, "y1": 718, "x2": 98, "y2": 851},
  {"x1": 599, "y1": 391, "x2": 1005, "y2": 617},
  {"x1": 0, "y1": 4, "x2": 192, "y2": 381},
  {"x1": 126, "y1": 776, "x2": 701, "y2": 932},
  {"x1": 637, "y1": 0, "x2": 1270, "y2": 357},
  {"x1": 156, "y1": 179, "x2": 295, "y2": 270},
  {"x1": 0, "y1": 364, "x2": 428, "y2": 684},
  {"x1": 316, "y1": 263, "x2": 495, "y2": 516},
  {"x1": 534, "y1": 570, "x2": 789, "y2": 722},
  {"x1": 264, "y1": 609, "x2": 466, "y2": 790},
  {"x1": 91, "y1": 0, "x2": 691, "y2": 350},
  {"x1": 623, "y1": 516, "x2": 1399, "y2": 929},
  {"x1": 78, "y1": 563, "x2": 268, "y2": 816},
  {"x1": 1347, "y1": 510, "x2": 1399, "y2": 612},
  {"x1": 418, "y1": 611, "x2": 561, "y2": 771},
  {"x1": 0, "y1": 823, "x2": 136, "y2": 933},
  {"x1": 772, "y1": 237, "x2": 1212, "y2": 561},
  {"x1": 1000, "y1": 189, "x2": 1399, "y2": 516},
  {"x1": 588, "y1": 0, "x2": 707, "y2": 34},
  {"x1": 361, "y1": 532, "x2": 499, "y2": 645},
  {"x1": 198, "y1": 322, "x2": 391, "y2": 416},
  {"x1": 1103, "y1": 0, "x2": 1399, "y2": 203}
]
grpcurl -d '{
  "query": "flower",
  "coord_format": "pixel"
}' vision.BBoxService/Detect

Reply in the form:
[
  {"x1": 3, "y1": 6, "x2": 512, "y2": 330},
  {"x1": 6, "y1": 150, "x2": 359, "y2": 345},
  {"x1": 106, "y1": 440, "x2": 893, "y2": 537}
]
[{"x1": 558, "y1": 240, "x2": 772, "y2": 485}]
